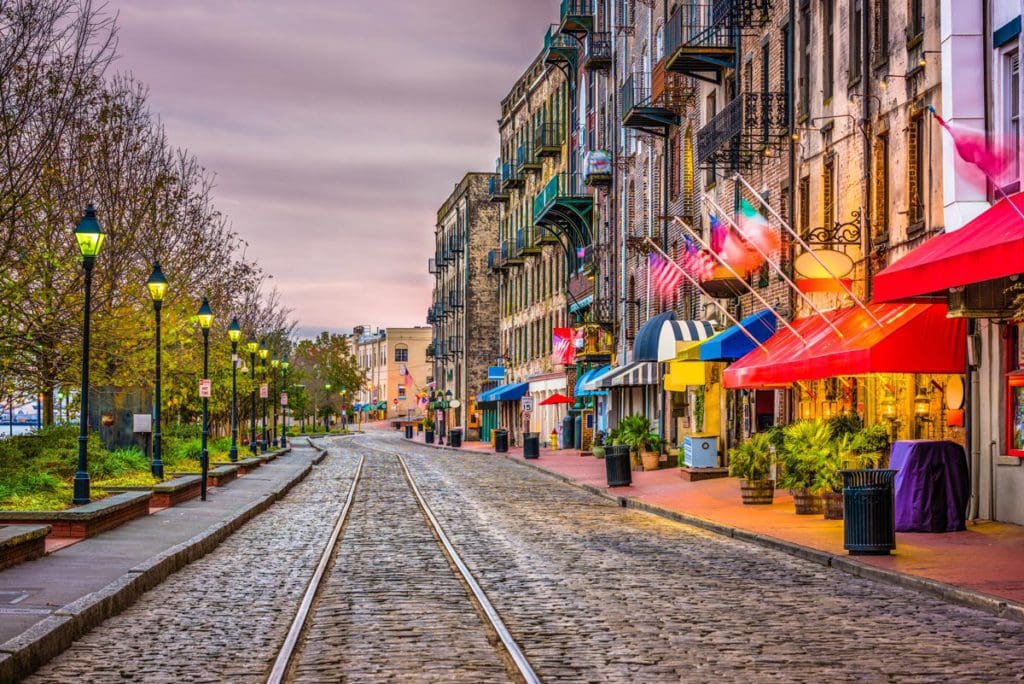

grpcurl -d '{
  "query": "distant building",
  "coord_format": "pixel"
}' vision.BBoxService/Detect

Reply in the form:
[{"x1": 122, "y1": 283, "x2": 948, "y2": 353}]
[{"x1": 351, "y1": 326, "x2": 432, "y2": 419}]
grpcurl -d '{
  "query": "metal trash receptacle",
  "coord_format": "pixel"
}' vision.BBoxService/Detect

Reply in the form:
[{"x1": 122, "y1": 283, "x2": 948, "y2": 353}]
[
  {"x1": 523, "y1": 432, "x2": 540, "y2": 459},
  {"x1": 605, "y1": 444, "x2": 632, "y2": 487},
  {"x1": 494, "y1": 428, "x2": 509, "y2": 453},
  {"x1": 449, "y1": 428, "x2": 462, "y2": 448},
  {"x1": 404, "y1": 424, "x2": 413, "y2": 439},
  {"x1": 842, "y1": 469, "x2": 898, "y2": 555}
]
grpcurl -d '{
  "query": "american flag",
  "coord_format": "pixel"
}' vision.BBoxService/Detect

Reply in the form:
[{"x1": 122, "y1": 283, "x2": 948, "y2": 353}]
[{"x1": 649, "y1": 253, "x2": 685, "y2": 299}]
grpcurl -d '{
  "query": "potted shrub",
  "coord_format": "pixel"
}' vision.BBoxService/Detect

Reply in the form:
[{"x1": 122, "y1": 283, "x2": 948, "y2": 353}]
[
  {"x1": 423, "y1": 415, "x2": 435, "y2": 444},
  {"x1": 592, "y1": 431, "x2": 606, "y2": 459},
  {"x1": 779, "y1": 420, "x2": 833, "y2": 515},
  {"x1": 728, "y1": 433, "x2": 774, "y2": 504},
  {"x1": 617, "y1": 415, "x2": 652, "y2": 471},
  {"x1": 641, "y1": 432, "x2": 662, "y2": 471},
  {"x1": 850, "y1": 424, "x2": 890, "y2": 468},
  {"x1": 817, "y1": 433, "x2": 849, "y2": 519}
]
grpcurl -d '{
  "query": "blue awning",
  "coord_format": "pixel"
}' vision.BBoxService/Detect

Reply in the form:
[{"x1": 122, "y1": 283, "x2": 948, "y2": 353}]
[
  {"x1": 478, "y1": 382, "x2": 529, "y2": 402},
  {"x1": 575, "y1": 366, "x2": 610, "y2": 397},
  {"x1": 569, "y1": 294, "x2": 594, "y2": 314},
  {"x1": 699, "y1": 309, "x2": 778, "y2": 361}
]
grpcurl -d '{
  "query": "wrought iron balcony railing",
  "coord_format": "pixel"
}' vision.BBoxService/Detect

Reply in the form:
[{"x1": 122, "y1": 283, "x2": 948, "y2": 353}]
[
  {"x1": 449, "y1": 233, "x2": 464, "y2": 253},
  {"x1": 560, "y1": 0, "x2": 594, "y2": 33},
  {"x1": 448, "y1": 290, "x2": 463, "y2": 308},
  {"x1": 534, "y1": 121, "x2": 563, "y2": 157},
  {"x1": 534, "y1": 172, "x2": 589, "y2": 218},
  {"x1": 544, "y1": 24, "x2": 577, "y2": 66},
  {"x1": 487, "y1": 173, "x2": 507, "y2": 202},
  {"x1": 584, "y1": 31, "x2": 612, "y2": 70},
  {"x1": 695, "y1": 91, "x2": 788, "y2": 168}
]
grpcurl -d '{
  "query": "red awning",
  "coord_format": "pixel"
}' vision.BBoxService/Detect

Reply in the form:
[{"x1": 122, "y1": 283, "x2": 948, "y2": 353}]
[
  {"x1": 722, "y1": 303, "x2": 966, "y2": 389},
  {"x1": 873, "y1": 193, "x2": 1024, "y2": 303}
]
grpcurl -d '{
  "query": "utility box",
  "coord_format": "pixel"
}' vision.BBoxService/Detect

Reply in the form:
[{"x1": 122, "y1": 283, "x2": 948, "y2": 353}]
[{"x1": 682, "y1": 434, "x2": 719, "y2": 468}]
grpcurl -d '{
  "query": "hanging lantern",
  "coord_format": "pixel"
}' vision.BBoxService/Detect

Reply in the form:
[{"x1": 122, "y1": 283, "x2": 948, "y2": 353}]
[
  {"x1": 914, "y1": 389, "x2": 931, "y2": 417},
  {"x1": 880, "y1": 394, "x2": 897, "y2": 420}
]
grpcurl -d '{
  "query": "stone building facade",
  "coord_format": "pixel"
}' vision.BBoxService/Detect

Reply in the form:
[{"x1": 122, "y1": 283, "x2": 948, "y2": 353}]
[{"x1": 429, "y1": 173, "x2": 500, "y2": 426}]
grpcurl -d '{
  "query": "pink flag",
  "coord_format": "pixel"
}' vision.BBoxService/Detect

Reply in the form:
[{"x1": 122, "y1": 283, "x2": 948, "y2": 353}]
[
  {"x1": 648, "y1": 253, "x2": 684, "y2": 299},
  {"x1": 929, "y1": 106, "x2": 1012, "y2": 181}
]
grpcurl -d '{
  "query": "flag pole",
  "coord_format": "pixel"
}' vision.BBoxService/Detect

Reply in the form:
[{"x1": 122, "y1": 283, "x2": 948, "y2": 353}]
[
  {"x1": 697, "y1": 198, "x2": 845, "y2": 338},
  {"x1": 643, "y1": 238, "x2": 771, "y2": 354},
  {"x1": 733, "y1": 173, "x2": 885, "y2": 327}
]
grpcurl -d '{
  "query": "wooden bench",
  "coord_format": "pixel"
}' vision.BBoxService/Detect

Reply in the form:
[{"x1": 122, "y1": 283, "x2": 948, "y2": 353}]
[
  {"x1": 0, "y1": 525, "x2": 50, "y2": 571},
  {"x1": 0, "y1": 491, "x2": 152, "y2": 539}
]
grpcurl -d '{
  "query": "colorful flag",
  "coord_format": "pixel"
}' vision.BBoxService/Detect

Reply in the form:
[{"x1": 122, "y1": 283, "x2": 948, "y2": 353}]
[
  {"x1": 737, "y1": 199, "x2": 781, "y2": 255},
  {"x1": 552, "y1": 327, "x2": 576, "y2": 365},
  {"x1": 709, "y1": 215, "x2": 727, "y2": 254},
  {"x1": 928, "y1": 105, "x2": 1011, "y2": 182},
  {"x1": 649, "y1": 252, "x2": 685, "y2": 299}
]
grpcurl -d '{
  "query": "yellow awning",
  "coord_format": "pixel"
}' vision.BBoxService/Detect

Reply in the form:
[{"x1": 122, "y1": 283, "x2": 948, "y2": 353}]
[
  {"x1": 673, "y1": 339, "x2": 704, "y2": 361},
  {"x1": 665, "y1": 360, "x2": 709, "y2": 391}
]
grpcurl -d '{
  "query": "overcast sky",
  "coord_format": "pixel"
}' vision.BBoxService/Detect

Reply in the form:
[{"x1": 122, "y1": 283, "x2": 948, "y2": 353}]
[{"x1": 114, "y1": 1, "x2": 556, "y2": 336}]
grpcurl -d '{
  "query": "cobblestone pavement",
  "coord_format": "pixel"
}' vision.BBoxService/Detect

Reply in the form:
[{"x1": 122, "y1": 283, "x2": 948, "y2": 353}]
[
  {"x1": 28, "y1": 443, "x2": 360, "y2": 684},
  {"x1": 361, "y1": 433, "x2": 1024, "y2": 683},
  {"x1": 287, "y1": 449, "x2": 510, "y2": 682}
]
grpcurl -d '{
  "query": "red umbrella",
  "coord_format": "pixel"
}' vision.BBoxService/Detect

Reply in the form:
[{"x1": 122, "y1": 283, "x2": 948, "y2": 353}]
[{"x1": 539, "y1": 393, "x2": 573, "y2": 406}]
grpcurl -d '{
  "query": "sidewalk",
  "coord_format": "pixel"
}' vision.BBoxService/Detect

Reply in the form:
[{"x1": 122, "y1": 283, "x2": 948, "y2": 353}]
[
  {"x1": 0, "y1": 443, "x2": 324, "y2": 680},
  {"x1": 407, "y1": 431, "x2": 1024, "y2": 620}
]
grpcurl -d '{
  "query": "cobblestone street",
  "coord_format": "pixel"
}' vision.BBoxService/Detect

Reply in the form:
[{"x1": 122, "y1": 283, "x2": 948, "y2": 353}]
[{"x1": 26, "y1": 433, "x2": 1024, "y2": 682}]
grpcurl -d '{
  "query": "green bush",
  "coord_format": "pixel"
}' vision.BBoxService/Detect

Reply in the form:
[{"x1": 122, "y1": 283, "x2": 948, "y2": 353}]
[
  {"x1": 779, "y1": 420, "x2": 835, "y2": 493},
  {"x1": 728, "y1": 433, "x2": 774, "y2": 481}
]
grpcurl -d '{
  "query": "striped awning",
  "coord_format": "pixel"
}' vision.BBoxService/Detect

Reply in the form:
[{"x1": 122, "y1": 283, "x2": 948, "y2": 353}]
[
  {"x1": 658, "y1": 319, "x2": 716, "y2": 362},
  {"x1": 575, "y1": 365, "x2": 610, "y2": 397},
  {"x1": 595, "y1": 361, "x2": 659, "y2": 388}
]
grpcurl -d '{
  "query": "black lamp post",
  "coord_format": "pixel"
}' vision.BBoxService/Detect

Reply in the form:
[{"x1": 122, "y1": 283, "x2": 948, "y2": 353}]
[
  {"x1": 196, "y1": 298, "x2": 213, "y2": 501},
  {"x1": 281, "y1": 356, "x2": 290, "y2": 447},
  {"x1": 270, "y1": 355, "x2": 280, "y2": 447},
  {"x1": 73, "y1": 205, "x2": 105, "y2": 505},
  {"x1": 146, "y1": 261, "x2": 168, "y2": 479},
  {"x1": 228, "y1": 318, "x2": 241, "y2": 462},
  {"x1": 259, "y1": 340, "x2": 269, "y2": 449},
  {"x1": 324, "y1": 383, "x2": 331, "y2": 432},
  {"x1": 246, "y1": 340, "x2": 259, "y2": 454}
]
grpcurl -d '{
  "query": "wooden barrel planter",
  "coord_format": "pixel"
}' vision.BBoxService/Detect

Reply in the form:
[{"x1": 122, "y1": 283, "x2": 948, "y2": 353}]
[
  {"x1": 791, "y1": 489, "x2": 824, "y2": 515},
  {"x1": 739, "y1": 479, "x2": 775, "y2": 505},
  {"x1": 822, "y1": 491, "x2": 844, "y2": 520}
]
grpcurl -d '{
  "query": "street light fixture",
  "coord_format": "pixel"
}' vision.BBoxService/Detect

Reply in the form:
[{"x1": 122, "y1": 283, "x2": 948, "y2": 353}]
[
  {"x1": 324, "y1": 383, "x2": 331, "y2": 431},
  {"x1": 73, "y1": 205, "x2": 104, "y2": 505},
  {"x1": 281, "y1": 355, "x2": 290, "y2": 447},
  {"x1": 146, "y1": 261, "x2": 168, "y2": 479},
  {"x1": 270, "y1": 356, "x2": 280, "y2": 447},
  {"x1": 227, "y1": 318, "x2": 241, "y2": 462},
  {"x1": 246, "y1": 340, "x2": 259, "y2": 454},
  {"x1": 197, "y1": 298, "x2": 213, "y2": 501},
  {"x1": 259, "y1": 340, "x2": 269, "y2": 449}
]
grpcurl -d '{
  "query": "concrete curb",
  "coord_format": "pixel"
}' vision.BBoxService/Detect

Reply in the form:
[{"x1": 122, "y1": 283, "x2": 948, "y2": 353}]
[
  {"x1": 0, "y1": 454, "x2": 315, "y2": 682},
  {"x1": 404, "y1": 436, "x2": 1024, "y2": 624}
]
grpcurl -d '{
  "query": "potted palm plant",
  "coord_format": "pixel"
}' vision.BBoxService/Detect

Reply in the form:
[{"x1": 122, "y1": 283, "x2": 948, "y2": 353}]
[
  {"x1": 779, "y1": 420, "x2": 833, "y2": 515},
  {"x1": 728, "y1": 433, "x2": 775, "y2": 504},
  {"x1": 423, "y1": 414, "x2": 435, "y2": 444},
  {"x1": 592, "y1": 430, "x2": 606, "y2": 459},
  {"x1": 641, "y1": 432, "x2": 662, "y2": 471},
  {"x1": 850, "y1": 424, "x2": 890, "y2": 468},
  {"x1": 617, "y1": 415, "x2": 652, "y2": 471}
]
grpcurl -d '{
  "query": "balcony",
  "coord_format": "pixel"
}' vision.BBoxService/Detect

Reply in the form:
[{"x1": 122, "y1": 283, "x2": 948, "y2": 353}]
[
  {"x1": 584, "y1": 31, "x2": 611, "y2": 70},
  {"x1": 559, "y1": 0, "x2": 593, "y2": 34},
  {"x1": 499, "y1": 160, "x2": 523, "y2": 191},
  {"x1": 583, "y1": 150, "x2": 612, "y2": 187},
  {"x1": 543, "y1": 25, "x2": 576, "y2": 67},
  {"x1": 448, "y1": 290, "x2": 463, "y2": 309},
  {"x1": 449, "y1": 233, "x2": 464, "y2": 253},
  {"x1": 487, "y1": 173, "x2": 508, "y2": 203},
  {"x1": 534, "y1": 172, "x2": 594, "y2": 239},
  {"x1": 428, "y1": 257, "x2": 437, "y2": 275},
  {"x1": 487, "y1": 249, "x2": 500, "y2": 272},
  {"x1": 534, "y1": 122, "x2": 563, "y2": 158},
  {"x1": 664, "y1": 1, "x2": 737, "y2": 83},
  {"x1": 505, "y1": 238, "x2": 524, "y2": 266},
  {"x1": 426, "y1": 343, "x2": 435, "y2": 359},
  {"x1": 516, "y1": 141, "x2": 542, "y2": 174},
  {"x1": 520, "y1": 226, "x2": 543, "y2": 256},
  {"x1": 620, "y1": 73, "x2": 679, "y2": 131},
  {"x1": 448, "y1": 335, "x2": 463, "y2": 354},
  {"x1": 695, "y1": 91, "x2": 788, "y2": 169},
  {"x1": 426, "y1": 306, "x2": 436, "y2": 324}
]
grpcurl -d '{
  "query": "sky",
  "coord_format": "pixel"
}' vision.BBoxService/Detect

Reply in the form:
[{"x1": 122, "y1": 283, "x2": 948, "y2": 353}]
[{"x1": 113, "y1": 1, "x2": 556, "y2": 337}]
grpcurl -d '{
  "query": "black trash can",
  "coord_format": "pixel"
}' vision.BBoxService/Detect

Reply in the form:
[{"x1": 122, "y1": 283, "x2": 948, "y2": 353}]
[
  {"x1": 425, "y1": 429, "x2": 435, "y2": 445},
  {"x1": 842, "y1": 469, "x2": 898, "y2": 555},
  {"x1": 449, "y1": 428, "x2": 463, "y2": 448},
  {"x1": 404, "y1": 424, "x2": 413, "y2": 439},
  {"x1": 605, "y1": 444, "x2": 632, "y2": 487},
  {"x1": 494, "y1": 428, "x2": 509, "y2": 453},
  {"x1": 561, "y1": 415, "x2": 575, "y2": 450},
  {"x1": 523, "y1": 432, "x2": 540, "y2": 459}
]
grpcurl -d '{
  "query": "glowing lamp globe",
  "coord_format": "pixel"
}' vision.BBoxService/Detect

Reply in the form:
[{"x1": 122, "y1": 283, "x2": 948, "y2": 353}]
[
  {"x1": 228, "y1": 318, "x2": 242, "y2": 343},
  {"x1": 196, "y1": 298, "x2": 214, "y2": 330},
  {"x1": 146, "y1": 262, "x2": 168, "y2": 302},
  {"x1": 74, "y1": 204, "x2": 105, "y2": 258}
]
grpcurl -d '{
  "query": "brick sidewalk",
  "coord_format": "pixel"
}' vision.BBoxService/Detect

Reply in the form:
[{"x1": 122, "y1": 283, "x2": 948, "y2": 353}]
[{"x1": 404, "y1": 430, "x2": 1024, "y2": 616}]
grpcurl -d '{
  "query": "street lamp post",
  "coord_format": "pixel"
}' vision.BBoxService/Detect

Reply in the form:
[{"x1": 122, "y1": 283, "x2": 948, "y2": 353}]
[
  {"x1": 259, "y1": 340, "x2": 269, "y2": 449},
  {"x1": 146, "y1": 261, "x2": 168, "y2": 479},
  {"x1": 281, "y1": 356, "x2": 290, "y2": 447},
  {"x1": 324, "y1": 383, "x2": 331, "y2": 432},
  {"x1": 270, "y1": 356, "x2": 280, "y2": 447},
  {"x1": 340, "y1": 389, "x2": 347, "y2": 432},
  {"x1": 73, "y1": 205, "x2": 105, "y2": 505},
  {"x1": 228, "y1": 318, "x2": 241, "y2": 462},
  {"x1": 246, "y1": 340, "x2": 259, "y2": 454},
  {"x1": 197, "y1": 298, "x2": 214, "y2": 501}
]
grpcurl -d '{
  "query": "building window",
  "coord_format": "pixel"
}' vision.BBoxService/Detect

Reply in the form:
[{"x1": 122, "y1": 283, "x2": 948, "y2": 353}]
[
  {"x1": 823, "y1": 156, "x2": 835, "y2": 228},
  {"x1": 849, "y1": 0, "x2": 863, "y2": 82},
  {"x1": 669, "y1": 131, "x2": 679, "y2": 200},
  {"x1": 872, "y1": 0, "x2": 889, "y2": 65},
  {"x1": 822, "y1": 0, "x2": 834, "y2": 101},
  {"x1": 782, "y1": 22, "x2": 792, "y2": 126},
  {"x1": 908, "y1": 0, "x2": 923, "y2": 40},
  {"x1": 394, "y1": 345, "x2": 408, "y2": 363},
  {"x1": 682, "y1": 125, "x2": 695, "y2": 220},
  {"x1": 398, "y1": 386, "x2": 406, "y2": 399},
  {"x1": 873, "y1": 133, "x2": 889, "y2": 242},
  {"x1": 705, "y1": 91, "x2": 717, "y2": 184},
  {"x1": 907, "y1": 113, "x2": 925, "y2": 231},
  {"x1": 1004, "y1": 48, "x2": 1020, "y2": 189},
  {"x1": 799, "y1": 0, "x2": 811, "y2": 116},
  {"x1": 798, "y1": 175, "x2": 810, "y2": 235},
  {"x1": 1007, "y1": 324, "x2": 1024, "y2": 456}
]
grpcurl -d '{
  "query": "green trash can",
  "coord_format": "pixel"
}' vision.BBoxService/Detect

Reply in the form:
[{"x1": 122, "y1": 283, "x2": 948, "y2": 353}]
[
  {"x1": 523, "y1": 432, "x2": 540, "y2": 459},
  {"x1": 449, "y1": 428, "x2": 462, "y2": 448},
  {"x1": 494, "y1": 428, "x2": 509, "y2": 453},
  {"x1": 605, "y1": 445, "x2": 631, "y2": 487},
  {"x1": 842, "y1": 469, "x2": 898, "y2": 555}
]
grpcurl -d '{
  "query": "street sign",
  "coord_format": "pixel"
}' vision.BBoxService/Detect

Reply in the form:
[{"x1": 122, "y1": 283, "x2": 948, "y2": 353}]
[
  {"x1": 259, "y1": 383, "x2": 268, "y2": 399},
  {"x1": 521, "y1": 396, "x2": 534, "y2": 413},
  {"x1": 488, "y1": 366, "x2": 506, "y2": 381},
  {"x1": 132, "y1": 414, "x2": 152, "y2": 433},
  {"x1": 280, "y1": 392, "x2": 288, "y2": 406},
  {"x1": 199, "y1": 379, "x2": 212, "y2": 398}
]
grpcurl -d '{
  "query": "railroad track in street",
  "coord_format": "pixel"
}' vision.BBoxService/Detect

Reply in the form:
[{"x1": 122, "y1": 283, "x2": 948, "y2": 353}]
[{"x1": 268, "y1": 442, "x2": 539, "y2": 683}]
